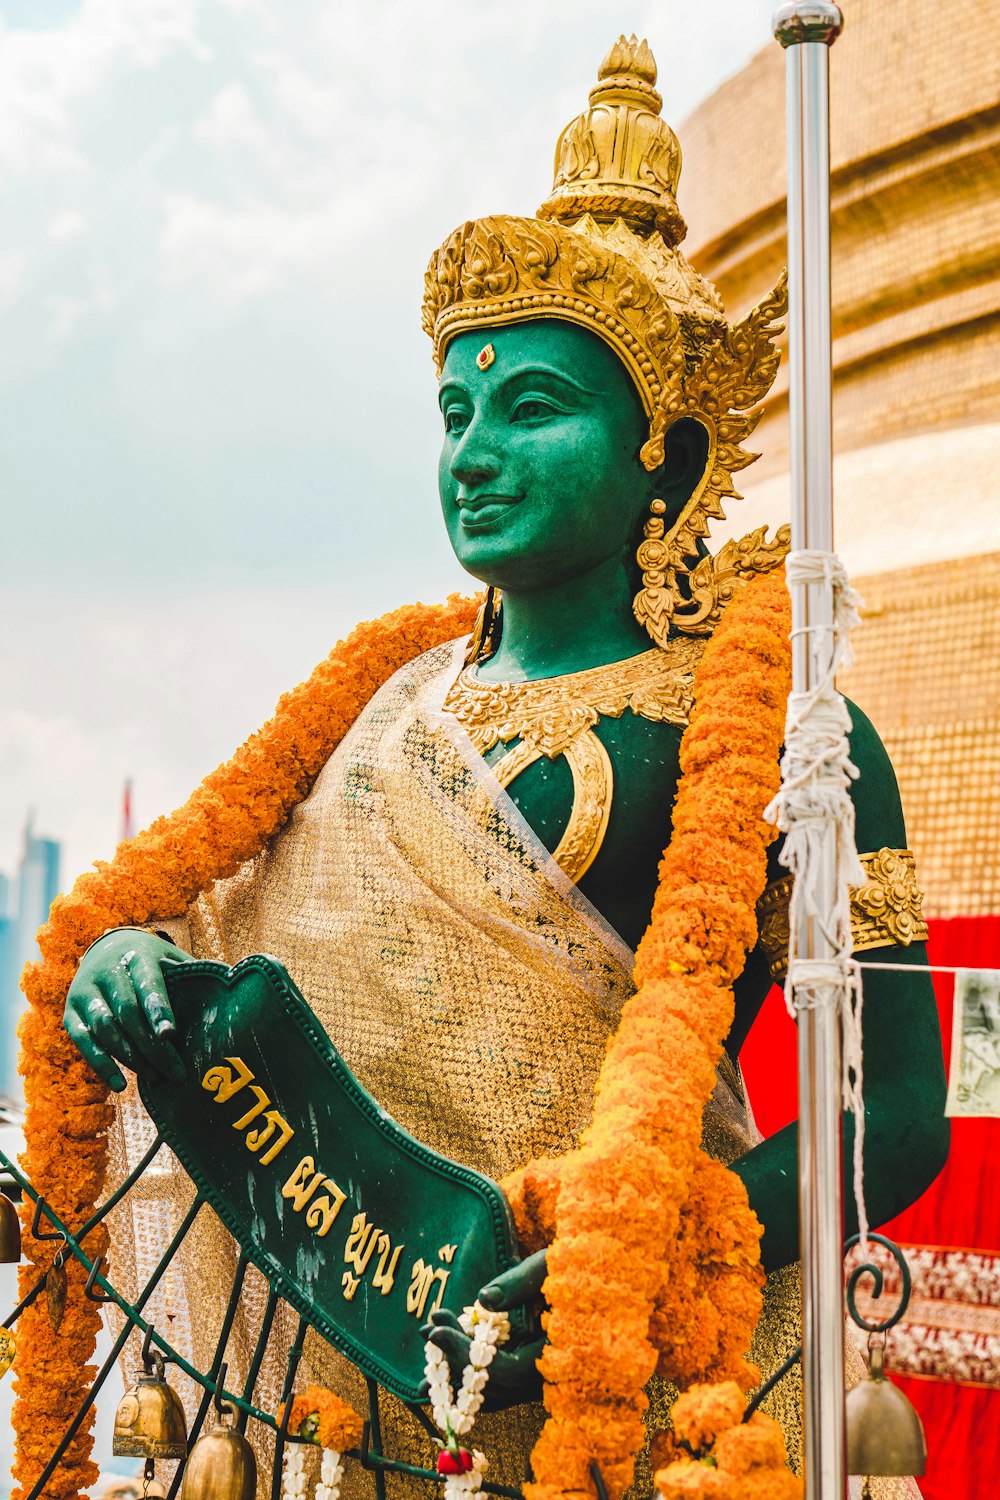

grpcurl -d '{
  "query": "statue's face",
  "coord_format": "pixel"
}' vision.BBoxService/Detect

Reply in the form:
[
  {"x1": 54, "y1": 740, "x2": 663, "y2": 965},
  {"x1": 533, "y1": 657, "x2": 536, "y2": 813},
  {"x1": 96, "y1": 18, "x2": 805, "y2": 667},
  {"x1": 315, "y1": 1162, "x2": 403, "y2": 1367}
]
[{"x1": 437, "y1": 320, "x2": 655, "y2": 591}]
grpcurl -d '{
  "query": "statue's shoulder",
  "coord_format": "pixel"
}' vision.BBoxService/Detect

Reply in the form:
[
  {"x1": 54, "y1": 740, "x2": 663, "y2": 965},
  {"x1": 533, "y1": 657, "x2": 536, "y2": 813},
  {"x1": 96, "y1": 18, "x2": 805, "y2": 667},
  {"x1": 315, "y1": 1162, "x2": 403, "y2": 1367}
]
[{"x1": 843, "y1": 697, "x2": 908, "y2": 850}]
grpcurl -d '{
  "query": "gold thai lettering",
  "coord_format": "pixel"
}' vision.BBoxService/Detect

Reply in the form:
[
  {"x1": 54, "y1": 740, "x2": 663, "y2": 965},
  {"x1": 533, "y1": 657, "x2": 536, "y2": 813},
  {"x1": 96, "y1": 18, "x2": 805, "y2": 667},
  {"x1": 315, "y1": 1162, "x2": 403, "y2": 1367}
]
[
  {"x1": 372, "y1": 1233, "x2": 403, "y2": 1296},
  {"x1": 305, "y1": 1185, "x2": 346, "y2": 1238},
  {"x1": 281, "y1": 1155, "x2": 326, "y2": 1212},
  {"x1": 280, "y1": 1155, "x2": 346, "y2": 1238},
  {"x1": 245, "y1": 1108, "x2": 295, "y2": 1165},
  {"x1": 232, "y1": 1086, "x2": 270, "y2": 1131},
  {"x1": 345, "y1": 1213, "x2": 379, "y2": 1276},
  {"x1": 438, "y1": 1244, "x2": 457, "y2": 1263},
  {"x1": 200, "y1": 1054, "x2": 409, "y2": 1283},
  {"x1": 406, "y1": 1257, "x2": 450, "y2": 1319},
  {"x1": 201, "y1": 1056, "x2": 255, "y2": 1103},
  {"x1": 341, "y1": 1213, "x2": 403, "y2": 1300}
]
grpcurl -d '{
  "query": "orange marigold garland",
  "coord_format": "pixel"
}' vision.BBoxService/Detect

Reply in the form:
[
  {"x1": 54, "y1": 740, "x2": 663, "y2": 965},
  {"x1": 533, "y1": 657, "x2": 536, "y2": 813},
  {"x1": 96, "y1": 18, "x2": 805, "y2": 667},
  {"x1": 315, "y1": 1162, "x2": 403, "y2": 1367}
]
[
  {"x1": 13, "y1": 595, "x2": 480, "y2": 1500},
  {"x1": 503, "y1": 571, "x2": 792, "y2": 1500}
]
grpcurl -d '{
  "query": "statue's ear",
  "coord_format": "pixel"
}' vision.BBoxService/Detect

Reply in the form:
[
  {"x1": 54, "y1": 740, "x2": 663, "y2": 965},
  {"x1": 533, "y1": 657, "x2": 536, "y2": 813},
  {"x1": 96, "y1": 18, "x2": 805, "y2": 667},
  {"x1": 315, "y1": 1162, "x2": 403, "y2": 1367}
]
[{"x1": 651, "y1": 416, "x2": 711, "y2": 516}]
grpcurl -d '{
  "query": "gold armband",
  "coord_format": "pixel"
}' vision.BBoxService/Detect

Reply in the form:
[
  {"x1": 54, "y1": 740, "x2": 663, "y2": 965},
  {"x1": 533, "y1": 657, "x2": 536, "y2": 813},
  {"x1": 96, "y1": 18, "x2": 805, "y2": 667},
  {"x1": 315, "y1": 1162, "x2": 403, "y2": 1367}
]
[{"x1": 756, "y1": 848, "x2": 929, "y2": 982}]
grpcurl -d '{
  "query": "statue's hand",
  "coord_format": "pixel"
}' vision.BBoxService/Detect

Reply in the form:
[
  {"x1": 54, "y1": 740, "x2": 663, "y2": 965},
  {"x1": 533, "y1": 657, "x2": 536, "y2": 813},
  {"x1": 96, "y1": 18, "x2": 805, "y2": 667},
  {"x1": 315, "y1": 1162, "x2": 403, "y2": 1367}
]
[
  {"x1": 418, "y1": 1249, "x2": 548, "y2": 1412},
  {"x1": 63, "y1": 928, "x2": 188, "y2": 1093}
]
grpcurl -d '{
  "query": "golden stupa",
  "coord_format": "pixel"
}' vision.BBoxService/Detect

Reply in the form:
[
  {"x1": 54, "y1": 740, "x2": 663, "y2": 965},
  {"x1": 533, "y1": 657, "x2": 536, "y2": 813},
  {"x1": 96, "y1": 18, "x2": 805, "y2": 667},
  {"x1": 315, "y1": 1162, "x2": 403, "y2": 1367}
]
[{"x1": 680, "y1": 0, "x2": 999, "y2": 923}]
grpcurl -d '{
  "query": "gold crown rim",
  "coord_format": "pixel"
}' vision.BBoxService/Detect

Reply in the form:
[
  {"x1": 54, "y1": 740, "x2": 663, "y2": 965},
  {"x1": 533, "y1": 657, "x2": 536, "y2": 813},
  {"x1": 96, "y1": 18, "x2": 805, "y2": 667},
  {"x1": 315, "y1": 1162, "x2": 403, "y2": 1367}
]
[{"x1": 432, "y1": 293, "x2": 664, "y2": 416}]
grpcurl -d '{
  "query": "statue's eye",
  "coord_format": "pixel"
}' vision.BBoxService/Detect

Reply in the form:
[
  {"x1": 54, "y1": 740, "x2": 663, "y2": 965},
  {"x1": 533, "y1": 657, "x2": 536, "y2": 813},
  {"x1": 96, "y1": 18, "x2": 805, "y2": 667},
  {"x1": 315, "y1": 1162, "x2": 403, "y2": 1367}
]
[
  {"x1": 511, "y1": 398, "x2": 552, "y2": 423},
  {"x1": 443, "y1": 408, "x2": 470, "y2": 434}
]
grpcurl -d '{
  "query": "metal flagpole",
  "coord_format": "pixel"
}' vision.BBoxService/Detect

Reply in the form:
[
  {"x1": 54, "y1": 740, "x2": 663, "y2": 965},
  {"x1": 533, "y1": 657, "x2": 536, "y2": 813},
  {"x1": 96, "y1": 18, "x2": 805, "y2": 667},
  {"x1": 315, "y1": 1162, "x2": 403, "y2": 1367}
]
[{"x1": 771, "y1": 5, "x2": 846, "y2": 1498}]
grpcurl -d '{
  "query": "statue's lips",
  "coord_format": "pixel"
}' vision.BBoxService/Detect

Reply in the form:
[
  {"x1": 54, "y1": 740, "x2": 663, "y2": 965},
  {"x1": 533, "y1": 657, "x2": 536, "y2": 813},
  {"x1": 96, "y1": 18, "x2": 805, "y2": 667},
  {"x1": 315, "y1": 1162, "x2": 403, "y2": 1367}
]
[{"x1": 457, "y1": 494, "x2": 524, "y2": 532}]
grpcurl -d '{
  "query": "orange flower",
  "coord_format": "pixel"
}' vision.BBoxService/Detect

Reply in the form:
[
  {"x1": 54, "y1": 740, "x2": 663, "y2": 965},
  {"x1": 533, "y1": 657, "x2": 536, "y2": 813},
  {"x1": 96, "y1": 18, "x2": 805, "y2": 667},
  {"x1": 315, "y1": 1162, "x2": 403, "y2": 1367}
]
[
  {"x1": 669, "y1": 1382, "x2": 745, "y2": 1453},
  {"x1": 278, "y1": 1386, "x2": 364, "y2": 1451},
  {"x1": 655, "y1": 1464, "x2": 727, "y2": 1500}
]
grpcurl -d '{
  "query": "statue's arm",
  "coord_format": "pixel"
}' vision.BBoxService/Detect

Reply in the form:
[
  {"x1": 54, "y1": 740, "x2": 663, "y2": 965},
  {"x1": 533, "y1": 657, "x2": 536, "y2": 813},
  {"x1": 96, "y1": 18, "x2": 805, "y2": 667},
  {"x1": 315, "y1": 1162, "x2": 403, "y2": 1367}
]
[{"x1": 731, "y1": 700, "x2": 950, "y2": 1272}]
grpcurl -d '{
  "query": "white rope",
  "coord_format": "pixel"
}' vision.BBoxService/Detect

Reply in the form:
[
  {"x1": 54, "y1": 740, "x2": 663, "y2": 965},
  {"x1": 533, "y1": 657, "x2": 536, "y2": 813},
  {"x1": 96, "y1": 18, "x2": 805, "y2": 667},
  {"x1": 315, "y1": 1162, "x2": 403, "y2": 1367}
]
[{"x1": 765, "y1": 549, "x2": 870, "y2": 1251}]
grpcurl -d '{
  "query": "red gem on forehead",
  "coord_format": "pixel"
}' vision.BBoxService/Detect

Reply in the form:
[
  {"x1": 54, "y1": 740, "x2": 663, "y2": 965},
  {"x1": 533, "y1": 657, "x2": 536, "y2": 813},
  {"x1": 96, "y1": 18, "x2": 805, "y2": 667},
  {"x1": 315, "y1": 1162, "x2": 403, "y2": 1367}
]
[{"x1": 476, "y1": 343, "x2": 496, "y2": 371}]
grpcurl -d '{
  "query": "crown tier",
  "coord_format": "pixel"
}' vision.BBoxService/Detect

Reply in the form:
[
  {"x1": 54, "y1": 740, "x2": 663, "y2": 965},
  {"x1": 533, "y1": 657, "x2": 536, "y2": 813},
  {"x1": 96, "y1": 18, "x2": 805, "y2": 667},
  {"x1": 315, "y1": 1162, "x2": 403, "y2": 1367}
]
[{"x1": 538, "y1": 34, "x2": 685, "y2": 245}]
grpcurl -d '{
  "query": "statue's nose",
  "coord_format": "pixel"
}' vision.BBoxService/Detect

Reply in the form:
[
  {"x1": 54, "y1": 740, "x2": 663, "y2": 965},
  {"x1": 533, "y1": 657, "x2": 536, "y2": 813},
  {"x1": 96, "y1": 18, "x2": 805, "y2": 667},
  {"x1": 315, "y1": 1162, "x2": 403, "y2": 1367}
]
[{"x1": 450, "y1": 418, "x2": 502, "y2": 488}]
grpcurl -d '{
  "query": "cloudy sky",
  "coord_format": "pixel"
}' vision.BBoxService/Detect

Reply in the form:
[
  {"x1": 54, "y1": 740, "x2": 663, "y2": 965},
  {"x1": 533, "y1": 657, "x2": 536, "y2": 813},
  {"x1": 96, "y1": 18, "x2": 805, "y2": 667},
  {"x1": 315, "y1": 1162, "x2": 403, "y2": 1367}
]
[{"x1": 1, "y1": 0, "x2": 778, "y2": 891}]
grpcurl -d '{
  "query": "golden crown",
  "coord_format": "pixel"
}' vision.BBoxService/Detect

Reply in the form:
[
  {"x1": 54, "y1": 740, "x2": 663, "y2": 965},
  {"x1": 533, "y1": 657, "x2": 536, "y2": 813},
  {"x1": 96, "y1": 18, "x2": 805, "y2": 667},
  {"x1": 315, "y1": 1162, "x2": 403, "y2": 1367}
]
[{"x1": 422, "y1": 36, "x2": 789, "y2": 638}]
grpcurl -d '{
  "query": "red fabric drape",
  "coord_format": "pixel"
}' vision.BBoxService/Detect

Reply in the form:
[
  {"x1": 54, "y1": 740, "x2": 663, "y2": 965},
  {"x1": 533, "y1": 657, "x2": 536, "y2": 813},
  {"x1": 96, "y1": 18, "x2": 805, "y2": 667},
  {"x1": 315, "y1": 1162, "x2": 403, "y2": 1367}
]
[{"x1": 740, "y1": 916, "x2": 1000, "y2": 1500}]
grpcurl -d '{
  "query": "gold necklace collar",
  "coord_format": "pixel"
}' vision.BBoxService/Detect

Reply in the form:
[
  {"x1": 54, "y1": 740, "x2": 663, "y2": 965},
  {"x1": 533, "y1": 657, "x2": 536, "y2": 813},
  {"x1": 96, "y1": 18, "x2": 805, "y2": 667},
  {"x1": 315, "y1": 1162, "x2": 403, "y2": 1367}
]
[{"x1": 443, "y1": 638, "x2": 705, "y2": 881}]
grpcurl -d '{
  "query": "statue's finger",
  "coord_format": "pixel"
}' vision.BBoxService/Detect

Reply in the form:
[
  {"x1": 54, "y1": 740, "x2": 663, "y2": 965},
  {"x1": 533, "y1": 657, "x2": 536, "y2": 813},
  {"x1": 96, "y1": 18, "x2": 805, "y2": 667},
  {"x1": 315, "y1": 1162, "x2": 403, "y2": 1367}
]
[
  {"x1": 98, "y1": 973, "x2": 186, "y2": 1084},
  {"x1": 65, "y1": 1007, "x2": 129, "y2": 1093},
  {"x1": 125, "y1": 944, "x2": 179, "y2": 1037},
  {"x1": 478, "y1": 1247, "x2": 548, "y2": 1309},
  {"x1": 427, "y1": 1308, "x2": 462, "y2": 1330},
  {"x1": 84, "y1": 993, "x2": 140, "y2": 1073}
]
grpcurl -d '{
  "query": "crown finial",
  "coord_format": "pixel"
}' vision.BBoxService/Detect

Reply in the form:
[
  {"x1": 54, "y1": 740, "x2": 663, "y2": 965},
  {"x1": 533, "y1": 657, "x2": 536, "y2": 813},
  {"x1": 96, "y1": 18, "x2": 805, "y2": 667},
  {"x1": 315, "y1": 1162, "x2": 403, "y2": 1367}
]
[
  {"x1": 591, "y1": 34, "x2": 662, "y2": 110},
  {"x1": 537, "y1": 38, "x2": 684, "y2": 245}
]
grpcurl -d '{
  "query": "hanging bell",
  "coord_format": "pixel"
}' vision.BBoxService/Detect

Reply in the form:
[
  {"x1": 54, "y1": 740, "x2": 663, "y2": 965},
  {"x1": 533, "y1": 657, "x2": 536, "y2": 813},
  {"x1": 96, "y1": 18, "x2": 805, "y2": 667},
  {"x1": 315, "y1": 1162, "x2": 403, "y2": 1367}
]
[
  {"x1": 180, "y1": 1417, "x2": 257, "y2": 1500},
  {"x1": 0, "y1": 1193, "x2": 21, "y2": 1263},
  {"x1": 846, "y1": 1340, "x2": 927, "y2": 1477},
  {"x1": 113, "y1": 1353, "x2": 188, "y2": 1460}
]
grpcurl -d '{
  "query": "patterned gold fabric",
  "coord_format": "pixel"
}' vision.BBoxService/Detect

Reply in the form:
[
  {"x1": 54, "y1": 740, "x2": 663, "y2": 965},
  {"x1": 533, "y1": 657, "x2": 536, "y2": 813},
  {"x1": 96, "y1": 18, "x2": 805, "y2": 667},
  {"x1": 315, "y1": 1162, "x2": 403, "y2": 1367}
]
[
  {"x1": 757, "y1": 848, "x2": 929, "y2": 982},
  {"x1": 104, "y1": 642, "x2": 908, "y2": 1498}
]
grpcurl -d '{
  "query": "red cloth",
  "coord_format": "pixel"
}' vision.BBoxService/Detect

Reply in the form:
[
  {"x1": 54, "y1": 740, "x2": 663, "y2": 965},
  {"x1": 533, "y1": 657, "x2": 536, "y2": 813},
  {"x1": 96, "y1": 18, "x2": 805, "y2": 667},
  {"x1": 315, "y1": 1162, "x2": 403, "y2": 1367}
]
[{"x1": 740, "y1": 916, "x2": 1000, "y2": 1500}]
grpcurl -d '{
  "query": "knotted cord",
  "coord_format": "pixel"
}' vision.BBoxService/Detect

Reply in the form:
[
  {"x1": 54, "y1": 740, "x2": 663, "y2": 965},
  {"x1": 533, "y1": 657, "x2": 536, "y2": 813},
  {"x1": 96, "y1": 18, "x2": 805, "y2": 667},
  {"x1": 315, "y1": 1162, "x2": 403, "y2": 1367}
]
[{"x1": 765, "y1": 549, "x2": 870, "y2": 1250}]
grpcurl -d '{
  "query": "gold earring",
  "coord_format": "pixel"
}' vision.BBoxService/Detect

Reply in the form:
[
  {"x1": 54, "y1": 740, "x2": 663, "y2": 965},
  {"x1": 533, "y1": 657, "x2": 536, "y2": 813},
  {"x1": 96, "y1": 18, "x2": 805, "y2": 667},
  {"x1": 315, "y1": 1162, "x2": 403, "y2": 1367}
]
[
  {"x1": 633, "y1": 495, "x2": 792, "y2": 644},
  {"x1": 633, "y1": 499, "x2": 676, "y2": 649}
]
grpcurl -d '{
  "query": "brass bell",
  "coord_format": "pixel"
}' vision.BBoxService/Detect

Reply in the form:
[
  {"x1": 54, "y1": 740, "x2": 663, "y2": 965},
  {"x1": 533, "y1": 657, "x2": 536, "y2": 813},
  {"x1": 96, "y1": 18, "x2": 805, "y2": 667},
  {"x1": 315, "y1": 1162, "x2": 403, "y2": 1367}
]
[
  {"x1": 113, "y1": 1352, "x2": 188, "y2": 1460},
  {"x1": 0, "y1": 1193, "x2": 21, "y2": 1263},
  {"x1": 180, "y1": 1419, "x2": 257, "y2": 1500},
  {"x1": 847, "y1": 1340, "x2": 927, "y2": 1477}
]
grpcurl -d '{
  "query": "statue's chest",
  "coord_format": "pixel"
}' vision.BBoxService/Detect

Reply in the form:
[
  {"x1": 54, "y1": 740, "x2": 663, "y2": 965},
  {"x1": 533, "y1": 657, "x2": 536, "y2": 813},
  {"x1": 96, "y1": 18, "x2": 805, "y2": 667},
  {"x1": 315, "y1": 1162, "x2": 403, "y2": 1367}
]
[{"x1": 442, "y1": 645, "x2": 701, "y2": 950}]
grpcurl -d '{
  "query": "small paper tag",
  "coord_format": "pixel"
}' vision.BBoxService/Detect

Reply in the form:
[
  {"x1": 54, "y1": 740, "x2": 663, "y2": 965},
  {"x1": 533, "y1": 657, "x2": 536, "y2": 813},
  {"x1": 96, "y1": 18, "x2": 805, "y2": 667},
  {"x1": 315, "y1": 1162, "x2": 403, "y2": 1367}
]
[{"x1": 945, "y1": 968, "x2": 1000, "y2": 1118}]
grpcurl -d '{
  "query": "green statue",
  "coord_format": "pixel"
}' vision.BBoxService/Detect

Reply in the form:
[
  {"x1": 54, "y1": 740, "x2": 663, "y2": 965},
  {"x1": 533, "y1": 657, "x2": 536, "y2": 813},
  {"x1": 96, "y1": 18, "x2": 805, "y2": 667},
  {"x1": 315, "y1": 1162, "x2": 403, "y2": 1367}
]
[{"x1": 62, "y1": 33, "x2": 947, "y2": 1494}]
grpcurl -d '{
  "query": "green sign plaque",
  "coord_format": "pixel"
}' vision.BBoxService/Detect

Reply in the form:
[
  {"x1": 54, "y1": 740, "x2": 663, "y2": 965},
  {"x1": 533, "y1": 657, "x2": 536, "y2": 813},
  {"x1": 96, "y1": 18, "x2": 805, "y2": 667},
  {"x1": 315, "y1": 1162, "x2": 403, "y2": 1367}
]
[{"x1": 139, "y1": 955, "x2": 524, "y2": 1402}]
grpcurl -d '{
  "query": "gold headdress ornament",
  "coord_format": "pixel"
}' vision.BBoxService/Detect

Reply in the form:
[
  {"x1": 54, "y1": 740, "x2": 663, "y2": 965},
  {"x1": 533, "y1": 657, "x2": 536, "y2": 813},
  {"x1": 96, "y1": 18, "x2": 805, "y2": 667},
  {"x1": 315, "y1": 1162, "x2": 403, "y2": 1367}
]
[{"x1": 422, "y1": 35, "x2": 789, "y2": 640}]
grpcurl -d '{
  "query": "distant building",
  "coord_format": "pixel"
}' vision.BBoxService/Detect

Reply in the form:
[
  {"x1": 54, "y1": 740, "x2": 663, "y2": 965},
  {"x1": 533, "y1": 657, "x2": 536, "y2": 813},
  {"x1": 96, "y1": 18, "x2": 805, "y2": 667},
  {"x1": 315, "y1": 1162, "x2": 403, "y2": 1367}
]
[{"x1": 0, "y1": 820, "x2": 61, "y2": 1102}]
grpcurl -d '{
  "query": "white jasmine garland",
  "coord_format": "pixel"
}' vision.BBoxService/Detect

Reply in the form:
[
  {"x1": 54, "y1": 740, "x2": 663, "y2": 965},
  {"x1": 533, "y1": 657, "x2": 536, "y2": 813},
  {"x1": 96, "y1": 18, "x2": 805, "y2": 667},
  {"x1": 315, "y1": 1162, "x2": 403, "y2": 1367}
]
[
  {"x1": 424, "y1": 1302, "x2": 511, "y2": 1498},
  {"x1": 280, "y1": 1444, "x2": 308, "y2": 1500},
  {"x1": 282, "y1": 1441, "x2": 347, "y2": 1500},
  {"x1": 315, "y1": 1446, "x2": 346, "y2": 1500}
]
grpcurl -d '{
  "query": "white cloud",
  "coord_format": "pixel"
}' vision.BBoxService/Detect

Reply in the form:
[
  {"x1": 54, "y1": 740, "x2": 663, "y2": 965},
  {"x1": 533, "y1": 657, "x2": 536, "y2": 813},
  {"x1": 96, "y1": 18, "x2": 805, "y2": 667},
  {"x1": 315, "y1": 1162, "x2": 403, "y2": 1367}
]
[
  {"x1": 192, "y1": 81, "x2": 271, "y2": 153},
  {"x1": 0, "y1": 0, "x2": 211, "y2": 181},
  {"x1": 43, "y1": 293, "x2": 89, "y2": 341},
  {"x1": 159, "y1": 193, "x2": 363, "y2": 299},
  {"x1": 48, "y1": 209, "x2": 88, "y2": 242},
  {"x1": 0, "y1": 253, "x2": 26, "y2": 308}
]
